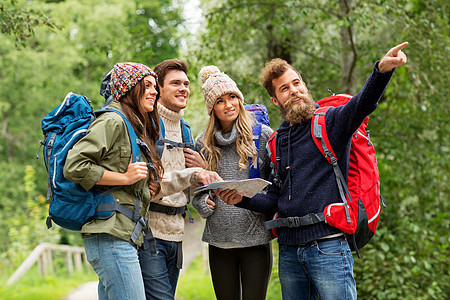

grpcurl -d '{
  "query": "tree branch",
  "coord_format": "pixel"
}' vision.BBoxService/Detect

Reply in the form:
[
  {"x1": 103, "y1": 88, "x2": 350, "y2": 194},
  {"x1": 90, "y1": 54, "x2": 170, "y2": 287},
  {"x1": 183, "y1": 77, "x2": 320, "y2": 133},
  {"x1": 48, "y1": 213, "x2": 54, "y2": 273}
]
[{"x1": 204, "y1": 1, "x2": 339, "y2": 19}]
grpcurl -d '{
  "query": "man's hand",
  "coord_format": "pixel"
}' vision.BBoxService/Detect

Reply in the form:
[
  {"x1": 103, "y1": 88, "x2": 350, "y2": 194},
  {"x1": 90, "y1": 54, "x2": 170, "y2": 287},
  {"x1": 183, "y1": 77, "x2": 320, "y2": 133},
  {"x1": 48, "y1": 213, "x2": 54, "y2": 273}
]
[
  {"x1": 217, "y1": 188, "x2": 243, "y2": 205},
  {"x1": 197, "y1": 169, "x2": 222, "y2": 186},
  {"x1": 184, "y1": 148, "x2": 207, "y2": 168},
  {"x1": 379, "y1": 42, "x2": 408, "y2": 73}
]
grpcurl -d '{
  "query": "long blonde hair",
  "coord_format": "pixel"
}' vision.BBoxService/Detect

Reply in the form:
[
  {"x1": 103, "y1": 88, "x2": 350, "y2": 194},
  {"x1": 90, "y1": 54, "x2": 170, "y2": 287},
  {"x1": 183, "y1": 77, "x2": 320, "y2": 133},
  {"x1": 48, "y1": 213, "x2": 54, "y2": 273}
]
[{"x1": 201, "y1": 101, "x2": 258, "y2": 172}]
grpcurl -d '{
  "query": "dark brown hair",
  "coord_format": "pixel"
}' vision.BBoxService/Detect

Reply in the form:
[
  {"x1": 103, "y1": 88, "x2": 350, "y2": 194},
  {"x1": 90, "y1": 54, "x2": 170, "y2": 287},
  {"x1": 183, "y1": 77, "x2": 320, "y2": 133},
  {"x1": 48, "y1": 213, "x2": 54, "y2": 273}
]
[
  {"x1": 154, "y1": 59, "x2": 188, "y2": 87},
  {"x1": 261, "y1": 58, "x2": 301, "y2": 98},
  {"x1": 120, "y1": 78, "x2": 164, "y2": 190}
]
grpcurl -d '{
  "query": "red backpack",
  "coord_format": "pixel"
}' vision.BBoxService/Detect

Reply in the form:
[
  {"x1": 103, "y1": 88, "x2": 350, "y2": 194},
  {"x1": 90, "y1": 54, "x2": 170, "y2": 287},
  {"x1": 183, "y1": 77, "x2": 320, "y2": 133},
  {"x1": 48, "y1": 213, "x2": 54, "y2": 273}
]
[{"x1": 267, "y1": 94, "x2": 384, "y2": 256}]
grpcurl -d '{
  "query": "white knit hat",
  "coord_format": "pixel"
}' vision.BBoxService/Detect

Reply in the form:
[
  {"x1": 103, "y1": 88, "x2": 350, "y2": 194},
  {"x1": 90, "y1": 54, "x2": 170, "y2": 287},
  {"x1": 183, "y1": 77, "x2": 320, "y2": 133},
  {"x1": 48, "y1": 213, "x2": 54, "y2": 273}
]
[{"x1": 199, "y1": 66, "x2": 244, "y2": 115}]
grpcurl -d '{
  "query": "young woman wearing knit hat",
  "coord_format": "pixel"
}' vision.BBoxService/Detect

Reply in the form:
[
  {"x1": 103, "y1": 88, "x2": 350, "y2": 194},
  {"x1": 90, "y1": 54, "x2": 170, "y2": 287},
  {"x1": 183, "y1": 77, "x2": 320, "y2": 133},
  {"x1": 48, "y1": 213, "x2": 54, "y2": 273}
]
[
  {"x1": 189, "y1": 66, "x2": 274, "y2": 300},
  {"x1": 64, "y1": 62, "x2": 220, "y2": 300}
]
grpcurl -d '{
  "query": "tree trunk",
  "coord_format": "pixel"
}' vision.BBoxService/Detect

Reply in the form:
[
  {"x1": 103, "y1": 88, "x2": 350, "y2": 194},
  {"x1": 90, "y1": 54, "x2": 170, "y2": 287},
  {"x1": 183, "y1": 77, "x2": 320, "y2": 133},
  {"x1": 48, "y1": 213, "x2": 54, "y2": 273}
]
[
  {"x1": 339, "y1": 0, "x2": 357, "y2": 94},
  {"x1": 267, "y1": 25, "x2": 292, "y2": 63},
  {"x1": 266, "y1": 7, "x2": 292, "y2": 63}
]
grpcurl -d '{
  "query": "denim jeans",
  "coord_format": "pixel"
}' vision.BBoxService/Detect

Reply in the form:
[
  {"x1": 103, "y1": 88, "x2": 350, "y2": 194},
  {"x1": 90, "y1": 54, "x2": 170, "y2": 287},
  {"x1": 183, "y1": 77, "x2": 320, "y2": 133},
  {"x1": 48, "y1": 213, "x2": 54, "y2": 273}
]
[
  {"x1": 138, "y1": 238, "x2": 180, "y2": 300},
  {"x1": 84, "y1": 233, "x2": 145, "y2": 300},
  {"x1": 278, "y1": 236, "x2": 356, "y2": 300}
]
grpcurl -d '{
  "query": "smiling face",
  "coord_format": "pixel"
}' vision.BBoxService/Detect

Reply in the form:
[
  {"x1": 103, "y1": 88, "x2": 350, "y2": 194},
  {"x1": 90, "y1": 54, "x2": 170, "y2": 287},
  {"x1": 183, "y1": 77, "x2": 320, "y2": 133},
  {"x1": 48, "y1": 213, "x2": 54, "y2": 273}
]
[
  {"x1": 158, "y1": 69, "x2": 190, "y2": 112},
  {"x1": 270, "y1": 68, "x2": 310, "y2": 106},
  {"x1": 140, "y1": 75, "x2": 158, "y2": 112},
  {"x1": 213, "y1": 93, "x2": 241, "y2": 133},
  {"x1": 270, "y1": 68, "x2": 316, "y2": 124}
]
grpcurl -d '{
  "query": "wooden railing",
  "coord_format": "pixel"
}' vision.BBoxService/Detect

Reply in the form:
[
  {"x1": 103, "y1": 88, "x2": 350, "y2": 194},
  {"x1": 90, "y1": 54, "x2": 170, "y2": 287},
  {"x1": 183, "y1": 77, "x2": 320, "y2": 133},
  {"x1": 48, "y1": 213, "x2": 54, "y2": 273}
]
[{"x1": 6, "y1": 242, "x2": 88, "y2": 285}]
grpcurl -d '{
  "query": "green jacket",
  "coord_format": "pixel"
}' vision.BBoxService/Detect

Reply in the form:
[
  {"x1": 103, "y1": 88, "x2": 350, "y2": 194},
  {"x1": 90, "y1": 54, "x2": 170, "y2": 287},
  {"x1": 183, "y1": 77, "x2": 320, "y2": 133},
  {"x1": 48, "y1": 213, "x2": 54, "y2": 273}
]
[{"x1": 64, "y1": 101, "x2": 151, "y2": 247}]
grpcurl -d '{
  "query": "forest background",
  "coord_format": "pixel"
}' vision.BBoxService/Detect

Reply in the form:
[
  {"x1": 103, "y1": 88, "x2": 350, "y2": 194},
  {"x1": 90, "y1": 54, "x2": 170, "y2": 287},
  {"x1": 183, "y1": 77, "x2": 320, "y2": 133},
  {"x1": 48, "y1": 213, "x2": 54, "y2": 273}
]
[{"x1": 0, "y1": 0, "x2": 448, "y2": 299}]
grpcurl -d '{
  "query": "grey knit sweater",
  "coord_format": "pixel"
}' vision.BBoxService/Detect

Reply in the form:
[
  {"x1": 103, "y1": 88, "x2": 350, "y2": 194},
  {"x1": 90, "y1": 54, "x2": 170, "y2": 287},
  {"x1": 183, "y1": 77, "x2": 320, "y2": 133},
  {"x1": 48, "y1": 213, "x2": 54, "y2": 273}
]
[{"x1": 192, "y1": 124, "x2": 274, "y2": 248}]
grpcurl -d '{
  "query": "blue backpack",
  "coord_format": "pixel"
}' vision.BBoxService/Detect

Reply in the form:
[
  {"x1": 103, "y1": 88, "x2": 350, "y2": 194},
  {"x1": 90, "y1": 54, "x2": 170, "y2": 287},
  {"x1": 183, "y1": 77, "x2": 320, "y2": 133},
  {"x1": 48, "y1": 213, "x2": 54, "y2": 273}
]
[
  {"x1": 244, "y1": 104, "x2": 270, "y2": 179},
  {"x1": 38, "y1": 92, "x2": 156, "y2": 248}
]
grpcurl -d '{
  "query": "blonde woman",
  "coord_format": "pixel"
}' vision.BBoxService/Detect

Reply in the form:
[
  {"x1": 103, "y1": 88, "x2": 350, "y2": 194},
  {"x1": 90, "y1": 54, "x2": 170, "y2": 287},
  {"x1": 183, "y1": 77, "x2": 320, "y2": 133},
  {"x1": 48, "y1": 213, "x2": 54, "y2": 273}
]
[{"x1": 187, "y1": 66, "x2": 274, "y2": 300}]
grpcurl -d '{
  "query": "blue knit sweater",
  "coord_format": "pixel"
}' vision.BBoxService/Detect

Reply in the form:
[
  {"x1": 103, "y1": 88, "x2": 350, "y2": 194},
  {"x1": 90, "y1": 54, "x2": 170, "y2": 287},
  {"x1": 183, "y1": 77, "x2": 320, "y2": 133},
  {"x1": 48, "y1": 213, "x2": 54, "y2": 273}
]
[{"x1": 237, "y1": 62, "x2": 394, "y2": 245}]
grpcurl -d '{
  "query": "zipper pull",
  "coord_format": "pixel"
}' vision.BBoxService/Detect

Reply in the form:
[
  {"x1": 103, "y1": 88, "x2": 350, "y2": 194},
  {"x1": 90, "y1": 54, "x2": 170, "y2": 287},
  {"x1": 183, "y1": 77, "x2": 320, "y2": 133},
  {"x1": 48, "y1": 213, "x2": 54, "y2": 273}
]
[{"x1": 36, "y1": 140, "x2": 45, "y2": 159}]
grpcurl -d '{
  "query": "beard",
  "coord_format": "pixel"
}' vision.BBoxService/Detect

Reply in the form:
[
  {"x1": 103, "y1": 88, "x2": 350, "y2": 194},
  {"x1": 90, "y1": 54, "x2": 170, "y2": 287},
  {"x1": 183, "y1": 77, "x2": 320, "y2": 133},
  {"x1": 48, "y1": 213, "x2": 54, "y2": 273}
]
[{"x1": 278, "y1": 92, "x2": 316, "y2": 124}]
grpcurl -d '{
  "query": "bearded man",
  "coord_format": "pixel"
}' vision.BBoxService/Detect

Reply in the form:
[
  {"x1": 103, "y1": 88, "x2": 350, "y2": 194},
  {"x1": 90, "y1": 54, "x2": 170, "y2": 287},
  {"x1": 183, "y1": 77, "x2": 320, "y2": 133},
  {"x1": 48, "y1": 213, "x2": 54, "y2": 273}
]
[{"x1": 219, "y1": 42, "x2": 408, "y2": 300}]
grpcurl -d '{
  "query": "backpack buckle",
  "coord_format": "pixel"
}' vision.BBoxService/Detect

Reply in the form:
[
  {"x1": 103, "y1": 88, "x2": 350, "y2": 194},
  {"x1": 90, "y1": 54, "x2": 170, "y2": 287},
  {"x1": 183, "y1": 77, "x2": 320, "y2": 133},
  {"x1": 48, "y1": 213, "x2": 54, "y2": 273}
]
[{"x1": 287, "y1": 217, "x2": 300, "y2": 228}]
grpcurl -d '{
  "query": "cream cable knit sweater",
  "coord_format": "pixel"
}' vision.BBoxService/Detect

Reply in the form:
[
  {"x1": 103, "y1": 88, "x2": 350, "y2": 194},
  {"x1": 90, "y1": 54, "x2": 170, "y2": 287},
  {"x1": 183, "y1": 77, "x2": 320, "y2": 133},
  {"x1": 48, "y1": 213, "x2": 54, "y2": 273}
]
[{"x1": 148, "y1": 103, "x2": 201, "y2": 242}]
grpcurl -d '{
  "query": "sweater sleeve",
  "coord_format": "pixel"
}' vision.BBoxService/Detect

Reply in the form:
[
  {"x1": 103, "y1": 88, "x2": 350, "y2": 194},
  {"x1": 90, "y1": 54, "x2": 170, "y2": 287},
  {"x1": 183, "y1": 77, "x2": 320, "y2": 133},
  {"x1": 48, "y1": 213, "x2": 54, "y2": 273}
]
[
  {"x1": 153, "y1": 167, "x2": 202, "y2": 199},
  {"x1": 236, "y1": 182, "x2": 280, "y2": 215},
  {"x1": 192, "y1": 191, "x2": 214, "y2": 218}
]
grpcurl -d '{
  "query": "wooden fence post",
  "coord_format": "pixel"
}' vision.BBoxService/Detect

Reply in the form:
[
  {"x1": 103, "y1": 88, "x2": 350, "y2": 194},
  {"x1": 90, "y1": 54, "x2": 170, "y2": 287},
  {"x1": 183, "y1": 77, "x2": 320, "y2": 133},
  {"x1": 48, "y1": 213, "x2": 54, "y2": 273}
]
[{"x1": 6, "y1": 243, "x2": 87, "y2": 285}]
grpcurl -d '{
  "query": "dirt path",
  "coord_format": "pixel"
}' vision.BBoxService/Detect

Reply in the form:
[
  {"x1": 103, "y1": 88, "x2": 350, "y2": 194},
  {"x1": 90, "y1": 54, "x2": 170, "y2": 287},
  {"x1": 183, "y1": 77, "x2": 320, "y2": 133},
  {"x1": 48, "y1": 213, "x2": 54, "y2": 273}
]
[{"x1": 62, "y1": 219, "x2": 206, "y2": 300}]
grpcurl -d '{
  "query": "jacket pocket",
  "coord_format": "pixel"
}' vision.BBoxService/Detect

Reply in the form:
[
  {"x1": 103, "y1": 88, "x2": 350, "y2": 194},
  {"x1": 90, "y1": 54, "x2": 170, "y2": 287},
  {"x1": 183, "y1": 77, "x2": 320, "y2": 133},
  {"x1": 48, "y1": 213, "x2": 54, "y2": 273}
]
[{"x1": 119, "y1": 145, "x2": 132, "y2": 172}]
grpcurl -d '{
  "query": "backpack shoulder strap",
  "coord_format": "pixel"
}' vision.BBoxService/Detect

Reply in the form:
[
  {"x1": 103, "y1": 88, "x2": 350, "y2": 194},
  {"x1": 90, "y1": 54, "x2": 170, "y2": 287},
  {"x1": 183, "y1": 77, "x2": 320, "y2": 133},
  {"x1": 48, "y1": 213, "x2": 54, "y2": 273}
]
[
  {"x1": 267, "y1": 130, "x2": 278, "y2": 168},
  {"x1": 311, "y1": 106, "x2": 337, "y2": 164},
  {"x1": 155, "y1": 117, "x2": 165, "y2": 157},
  {"x1": 267, "y1": 130, "x2": 282, "y2": 187},
  {"x1": 180, "y1": 118, "x2": 194, "y2": 150},
  {"x1": 98, "y1": 108, "x2": 141, "y2": 163},
  {"x1": 249, "y1": 122, "x2": 262, "y2": 178},
  {"x1": 159, "y1": 117, "x2": 165, "y2": 139},
  {"x1": 310, "y1": 106, "x2": 351, "y2": 222},
  {"x1": 156, "y1": 117, "x2": 194, "y2": 154}
]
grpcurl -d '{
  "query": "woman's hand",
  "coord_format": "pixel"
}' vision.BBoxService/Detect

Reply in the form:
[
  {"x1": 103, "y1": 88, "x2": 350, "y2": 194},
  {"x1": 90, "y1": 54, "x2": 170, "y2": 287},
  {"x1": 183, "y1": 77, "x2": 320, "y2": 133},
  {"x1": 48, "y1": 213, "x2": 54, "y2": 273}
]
[
  {"x1": 206, "y1": 196, "x2": 216, "y2": 210},
  {"x1": 124, "y1": 161, "x2": 149, "y2": 185}
]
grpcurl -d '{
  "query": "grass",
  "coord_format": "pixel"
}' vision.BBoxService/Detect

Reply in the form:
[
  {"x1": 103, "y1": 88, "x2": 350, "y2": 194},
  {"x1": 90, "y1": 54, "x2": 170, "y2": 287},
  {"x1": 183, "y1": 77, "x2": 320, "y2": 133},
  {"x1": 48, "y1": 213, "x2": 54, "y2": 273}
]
[
  {"x1": 176, "y1": 255, "x2": 215, "y2": 300},
  {"x1": 0, "y1": 264, "x2": 97, "y2": 300},
  {"x1": 176, "y1": 242, "x2": 282, "y2": 300}
]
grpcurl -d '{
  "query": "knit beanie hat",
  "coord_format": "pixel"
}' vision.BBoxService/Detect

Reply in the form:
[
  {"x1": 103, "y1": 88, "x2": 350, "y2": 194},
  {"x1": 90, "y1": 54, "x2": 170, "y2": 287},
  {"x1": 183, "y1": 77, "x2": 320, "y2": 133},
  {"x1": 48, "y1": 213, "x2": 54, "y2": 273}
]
[
  {"x1": 110, "y1": 62, "x2": 157, "y2": 101},
  {"x1": 199, "y1": 66, "x2": 244, "y2": 115}
]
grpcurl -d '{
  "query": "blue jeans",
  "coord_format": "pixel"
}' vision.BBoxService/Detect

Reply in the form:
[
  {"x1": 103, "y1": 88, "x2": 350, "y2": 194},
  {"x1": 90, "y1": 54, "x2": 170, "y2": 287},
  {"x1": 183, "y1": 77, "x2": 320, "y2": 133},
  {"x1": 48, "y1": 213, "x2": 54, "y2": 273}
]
[
  {"x1": 138, "y1": 238, "x2": 180, "y2": 300},
  {"x1": 278, "y1": 236, "x2": 356, "y2": 300},
  {"x1": 84, "y1": 233, "x2": 145, "y2": 300}
]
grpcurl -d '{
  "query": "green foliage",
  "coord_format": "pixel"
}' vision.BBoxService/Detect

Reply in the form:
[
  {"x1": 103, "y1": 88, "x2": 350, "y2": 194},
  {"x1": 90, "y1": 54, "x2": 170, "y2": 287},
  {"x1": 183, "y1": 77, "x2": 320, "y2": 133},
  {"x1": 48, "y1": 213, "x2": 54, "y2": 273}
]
[
  {"x1": 127, "y1": 0, "x2": 185, "y2": 67},
  {"x1": 0, "y1": 163, "x2": 59, "y2": 269},
  {"x1": 192, "y1": 0, "x2": 449, "y2": 298},
  {"x1": 175, "y1": 255, "x2": 215, "y2": 299},
  {"x1": 0, "y1": 0, "x2": 188, "y2": 277},
  {"x1": 0, "y1": 0, "x2": 62, "y2": 46},
  {"x1": 6, "y1": 165, "x2": 60, "y2": 265},
  {"x1": 0, "y1": 0, "x2": 448, "y2": 297}
]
